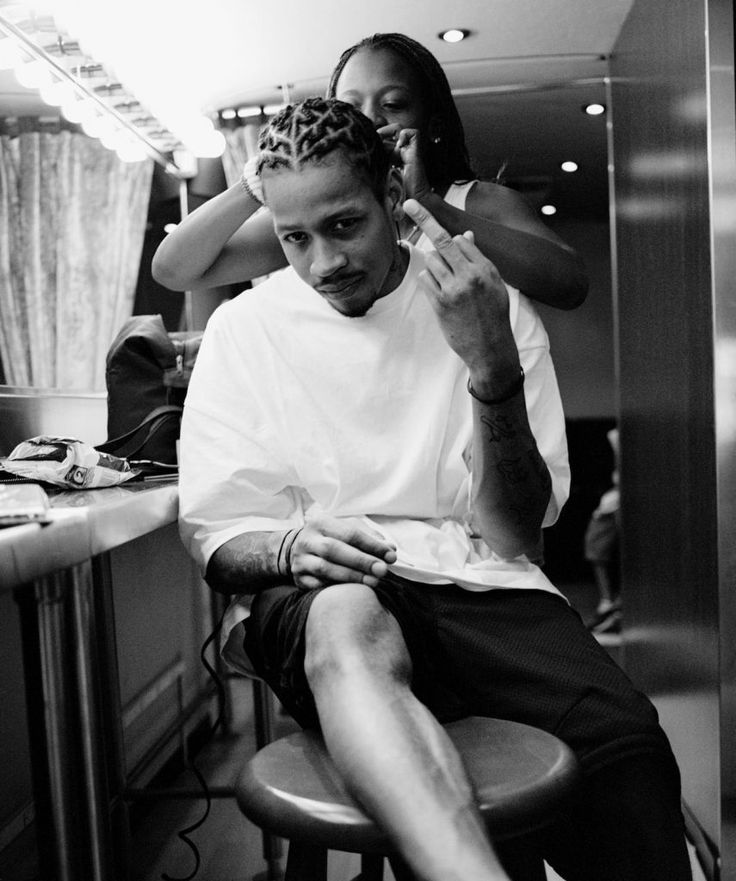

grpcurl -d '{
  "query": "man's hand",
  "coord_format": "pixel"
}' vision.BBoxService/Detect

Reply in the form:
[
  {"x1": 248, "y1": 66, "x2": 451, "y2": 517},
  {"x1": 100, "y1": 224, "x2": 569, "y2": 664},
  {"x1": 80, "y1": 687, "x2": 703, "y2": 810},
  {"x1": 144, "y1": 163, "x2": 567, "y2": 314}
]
[
  {"x1": 289, "y1": 513, "x2": 397, "y2": 591},
  {"x1": 403, "y1": 198, "x2": 521, "y2": 400}
]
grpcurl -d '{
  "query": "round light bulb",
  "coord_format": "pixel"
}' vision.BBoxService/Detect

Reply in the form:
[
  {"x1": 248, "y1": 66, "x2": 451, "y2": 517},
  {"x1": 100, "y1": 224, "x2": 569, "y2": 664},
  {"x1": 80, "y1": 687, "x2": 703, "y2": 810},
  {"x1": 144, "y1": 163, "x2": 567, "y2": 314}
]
[
  {"x1": 116, "y1": 139, "x2": 147, "y2": 163},
  {"x1": 60, "y1": 97, "x2": 95, "y2": 124},
  {"x1": 560, "y1": 161, "x2": 579, "y2": 173},
  {"x1": 39, "y1": 80, "x2": 76, "y2": 107},
  {"x1": 81, "y1": 115, "x2": 108, "y2": 138},
  {"x1": 440, "y1": 29, "x2": 469, "y2": 43},
  {"x1": 584, "y1": 103, "x2": 606, "y2": 116},
  {"x1": 0, "y1": 39, "x2": 24, "y2": 71},
  {"x1": 14, "y1": 59, "x2": 52, "y2": 90},
  {"x1": 541, "y1": 204, "x2": 557, "y2": 216}
]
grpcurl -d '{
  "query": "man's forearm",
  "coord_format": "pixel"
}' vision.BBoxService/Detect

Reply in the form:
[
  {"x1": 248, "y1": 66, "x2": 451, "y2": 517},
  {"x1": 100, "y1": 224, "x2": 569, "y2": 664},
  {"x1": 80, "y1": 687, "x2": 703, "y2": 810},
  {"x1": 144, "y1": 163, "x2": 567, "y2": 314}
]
[
  {"x1": 205, "y1": 529, "x2": 291, "y2": 594},
  {"x1": 469, "y1": 388, "x2": 552, "y2": 561}
]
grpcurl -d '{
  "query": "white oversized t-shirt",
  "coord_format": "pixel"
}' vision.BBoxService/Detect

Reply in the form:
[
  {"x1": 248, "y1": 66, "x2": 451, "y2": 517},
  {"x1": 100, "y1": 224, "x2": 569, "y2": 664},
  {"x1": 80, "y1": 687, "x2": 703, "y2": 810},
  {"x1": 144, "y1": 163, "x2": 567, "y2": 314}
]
[{"x1": 179, "y1": 244, "x2": 569, "y2": 601}]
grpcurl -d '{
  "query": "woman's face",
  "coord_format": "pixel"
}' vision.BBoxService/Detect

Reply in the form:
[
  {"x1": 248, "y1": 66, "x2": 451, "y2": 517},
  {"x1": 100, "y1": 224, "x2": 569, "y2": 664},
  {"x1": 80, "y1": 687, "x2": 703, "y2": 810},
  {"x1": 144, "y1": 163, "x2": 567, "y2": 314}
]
[{"x1": 333, "y1": 47, "x2": 432, "y2": 135}]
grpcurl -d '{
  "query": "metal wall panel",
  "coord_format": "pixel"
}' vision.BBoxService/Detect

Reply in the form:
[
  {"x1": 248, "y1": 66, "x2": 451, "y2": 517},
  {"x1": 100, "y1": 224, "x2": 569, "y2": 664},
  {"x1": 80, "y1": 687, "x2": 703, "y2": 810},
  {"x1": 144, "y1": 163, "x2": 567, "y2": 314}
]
[{"x1": 611, "y1": 0, "x2": 736, "y2": 875}]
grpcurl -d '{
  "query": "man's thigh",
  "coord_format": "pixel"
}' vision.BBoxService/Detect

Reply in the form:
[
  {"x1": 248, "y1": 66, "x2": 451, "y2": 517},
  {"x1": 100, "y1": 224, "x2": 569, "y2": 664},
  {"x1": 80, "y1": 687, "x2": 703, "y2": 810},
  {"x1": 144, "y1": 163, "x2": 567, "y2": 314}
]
[
  {"x1": 426, "y1": 588, "x2": 671, "y2": 771},
  {"x1": 242, "y1": 579, "x2": 436, "y2": 729}
]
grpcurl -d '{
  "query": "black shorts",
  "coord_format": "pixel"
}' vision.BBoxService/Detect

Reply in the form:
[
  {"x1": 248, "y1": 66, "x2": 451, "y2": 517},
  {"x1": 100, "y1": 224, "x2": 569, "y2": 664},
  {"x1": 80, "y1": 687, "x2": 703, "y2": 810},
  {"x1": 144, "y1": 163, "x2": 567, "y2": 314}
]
[{"x1": 243, "y1": 576, "x2": 672, "y2": 773}]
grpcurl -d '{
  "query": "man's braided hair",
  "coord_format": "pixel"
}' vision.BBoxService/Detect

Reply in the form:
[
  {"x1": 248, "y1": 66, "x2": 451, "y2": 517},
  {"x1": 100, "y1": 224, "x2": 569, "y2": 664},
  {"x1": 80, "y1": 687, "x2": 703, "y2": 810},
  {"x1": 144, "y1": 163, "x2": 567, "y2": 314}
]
[
  {"x1": 257, "y1": 97, "x2": 392, "y2": 202},
  {"x1": 326, "y1": 33, "x2": 475, "y2": 193}
]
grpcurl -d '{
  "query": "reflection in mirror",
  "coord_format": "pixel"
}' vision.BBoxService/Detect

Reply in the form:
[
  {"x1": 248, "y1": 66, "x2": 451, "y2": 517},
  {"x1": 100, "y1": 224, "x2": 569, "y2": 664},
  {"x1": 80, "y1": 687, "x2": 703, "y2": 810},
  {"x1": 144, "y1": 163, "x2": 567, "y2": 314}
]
[{"x1": 0, "y1": 15, "x2": 619, "y2": 637}]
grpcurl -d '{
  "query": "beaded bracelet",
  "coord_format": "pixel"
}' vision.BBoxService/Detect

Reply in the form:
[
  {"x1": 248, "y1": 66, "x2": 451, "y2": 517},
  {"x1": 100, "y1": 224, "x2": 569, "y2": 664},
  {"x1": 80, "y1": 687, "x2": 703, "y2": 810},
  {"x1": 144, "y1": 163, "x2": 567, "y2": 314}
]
[
  {"x1": 240, "y1": 155, "x2": 264, "y2": 205},
  {"x1": 467, "y1": 367, "x2": 525, "y2": 405}
]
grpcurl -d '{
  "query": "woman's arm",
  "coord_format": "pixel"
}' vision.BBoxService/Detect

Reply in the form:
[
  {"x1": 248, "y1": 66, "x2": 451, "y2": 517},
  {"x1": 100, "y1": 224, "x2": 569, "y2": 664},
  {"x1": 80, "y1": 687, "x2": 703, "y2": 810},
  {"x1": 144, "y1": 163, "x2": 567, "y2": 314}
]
[
  {"x1": 151, "y1": 181, "x2": 287, "y2": 291},
  {"x1": 393, "y1": 128, "x2": 588, "y2": 310},
  {"x1": 418, "y1": 183, "x2": 588, "y2": 310}
]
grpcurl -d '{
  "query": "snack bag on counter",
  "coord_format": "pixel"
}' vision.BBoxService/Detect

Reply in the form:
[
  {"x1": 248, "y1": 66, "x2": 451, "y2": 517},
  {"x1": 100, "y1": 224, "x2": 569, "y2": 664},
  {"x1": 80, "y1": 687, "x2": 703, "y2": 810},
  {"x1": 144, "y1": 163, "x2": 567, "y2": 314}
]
[{"x1": 2, "y1": 436, "x2": 139, "y2": 489}]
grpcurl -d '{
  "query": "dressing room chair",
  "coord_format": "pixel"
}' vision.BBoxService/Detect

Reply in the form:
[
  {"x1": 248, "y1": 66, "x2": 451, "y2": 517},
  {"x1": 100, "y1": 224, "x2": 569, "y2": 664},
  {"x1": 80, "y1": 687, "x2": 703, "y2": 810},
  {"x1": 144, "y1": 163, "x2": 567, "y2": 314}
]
[{"x1": 235, "y1": 715, "x2": 580, "y2": 881}]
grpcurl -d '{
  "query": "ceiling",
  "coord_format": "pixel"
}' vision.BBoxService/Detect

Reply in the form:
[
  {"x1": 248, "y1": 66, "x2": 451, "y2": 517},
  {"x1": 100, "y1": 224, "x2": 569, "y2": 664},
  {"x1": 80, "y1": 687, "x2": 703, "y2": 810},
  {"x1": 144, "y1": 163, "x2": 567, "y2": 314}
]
[{"x1": 0, "y1": 0, "x2": 636, "y2": 219}]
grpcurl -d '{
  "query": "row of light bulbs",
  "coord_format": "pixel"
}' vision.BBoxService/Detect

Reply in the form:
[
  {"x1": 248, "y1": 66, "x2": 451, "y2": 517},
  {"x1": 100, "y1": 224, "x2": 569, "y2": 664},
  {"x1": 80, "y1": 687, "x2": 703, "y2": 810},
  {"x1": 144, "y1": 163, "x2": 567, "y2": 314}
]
[{"x1": 0, "y1": 6, "x2": 224, "y2": 173}]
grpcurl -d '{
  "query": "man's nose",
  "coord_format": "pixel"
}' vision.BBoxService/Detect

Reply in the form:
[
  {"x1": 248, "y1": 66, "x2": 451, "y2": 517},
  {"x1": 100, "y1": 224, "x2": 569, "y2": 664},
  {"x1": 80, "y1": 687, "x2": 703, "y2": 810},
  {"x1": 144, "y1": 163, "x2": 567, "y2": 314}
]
[{"x1": 310, "y1": 241, "x2": 348, "y2": 278}]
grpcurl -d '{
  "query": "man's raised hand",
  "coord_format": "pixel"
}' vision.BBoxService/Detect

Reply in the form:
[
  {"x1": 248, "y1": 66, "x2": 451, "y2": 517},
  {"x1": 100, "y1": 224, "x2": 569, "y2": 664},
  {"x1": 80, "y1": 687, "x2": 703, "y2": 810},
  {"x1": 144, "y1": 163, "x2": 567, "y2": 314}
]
[{"x1": 402, "y1": 198, "x2": 519, "y2": 389}]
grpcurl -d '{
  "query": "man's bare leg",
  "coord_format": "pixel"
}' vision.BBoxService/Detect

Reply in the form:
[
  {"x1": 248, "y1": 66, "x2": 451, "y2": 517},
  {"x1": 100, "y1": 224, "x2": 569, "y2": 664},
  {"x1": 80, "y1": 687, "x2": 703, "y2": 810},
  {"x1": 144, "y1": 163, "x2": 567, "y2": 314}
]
[{"x1": 304, "y1": 584, "x2": 510, "y2": 881}]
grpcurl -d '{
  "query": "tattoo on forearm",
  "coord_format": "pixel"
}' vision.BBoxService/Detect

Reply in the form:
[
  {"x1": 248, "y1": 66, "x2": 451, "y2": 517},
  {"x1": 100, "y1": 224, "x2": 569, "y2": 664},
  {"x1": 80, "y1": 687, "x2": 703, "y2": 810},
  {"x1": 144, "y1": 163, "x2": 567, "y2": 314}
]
[
  {"x1": 208, "y1": 530, "x2": 282, "y2": 590},
  {"x1": 496, "y1": 457, "x2": 528, "y2": 485},
  {"x1": 508, "y1": 496, "x2": 537, "y2": 524},
  {"x1": 480, "y1": 413, "x2": 517, "y2": 442}
]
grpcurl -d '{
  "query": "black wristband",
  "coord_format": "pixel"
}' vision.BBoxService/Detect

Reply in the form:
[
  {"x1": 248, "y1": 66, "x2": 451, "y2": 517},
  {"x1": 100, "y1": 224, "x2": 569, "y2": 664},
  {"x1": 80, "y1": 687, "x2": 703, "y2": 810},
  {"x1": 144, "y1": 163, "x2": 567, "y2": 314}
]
[
  {"x1": 467, "y1": 367, "x2": 525, "y2": 405},
  {"x1": 277, "y1": 527, "x2": 302, "y2": 579}
]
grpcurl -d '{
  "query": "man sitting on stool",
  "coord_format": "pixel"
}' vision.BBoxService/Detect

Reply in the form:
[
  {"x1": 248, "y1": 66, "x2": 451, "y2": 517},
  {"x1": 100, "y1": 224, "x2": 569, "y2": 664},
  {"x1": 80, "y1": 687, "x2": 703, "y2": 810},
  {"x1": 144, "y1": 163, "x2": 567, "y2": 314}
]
[{"x1": 178, "y1": 97, "x2": 691, "y2": 881}]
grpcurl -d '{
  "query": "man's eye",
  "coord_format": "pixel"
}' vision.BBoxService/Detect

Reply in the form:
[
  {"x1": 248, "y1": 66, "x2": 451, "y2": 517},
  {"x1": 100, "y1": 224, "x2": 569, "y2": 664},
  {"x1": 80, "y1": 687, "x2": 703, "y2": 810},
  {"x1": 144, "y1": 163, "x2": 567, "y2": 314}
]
[
  {"x1": 333, "y1": 218, "x2": 359, "y2": 234},
  {"x1": 283, "y1": 232, "x2": 307, "y2": 245}
]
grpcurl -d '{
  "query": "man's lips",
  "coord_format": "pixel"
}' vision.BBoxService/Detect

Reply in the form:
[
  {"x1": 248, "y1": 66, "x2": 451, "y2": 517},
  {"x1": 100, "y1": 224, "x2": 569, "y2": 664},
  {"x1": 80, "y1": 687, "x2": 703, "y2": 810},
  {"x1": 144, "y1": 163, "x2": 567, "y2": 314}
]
[{"x1": 316, "y1": 276, "x2": 363, "y2": 296}]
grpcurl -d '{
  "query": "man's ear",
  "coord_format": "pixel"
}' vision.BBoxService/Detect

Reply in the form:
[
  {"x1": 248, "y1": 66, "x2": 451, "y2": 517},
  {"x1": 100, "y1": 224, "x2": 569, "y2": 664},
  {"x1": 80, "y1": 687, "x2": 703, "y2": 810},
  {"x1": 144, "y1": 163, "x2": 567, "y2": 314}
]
[{"x1": 386, "y1": 167, "x2": 405, "y2": 221}]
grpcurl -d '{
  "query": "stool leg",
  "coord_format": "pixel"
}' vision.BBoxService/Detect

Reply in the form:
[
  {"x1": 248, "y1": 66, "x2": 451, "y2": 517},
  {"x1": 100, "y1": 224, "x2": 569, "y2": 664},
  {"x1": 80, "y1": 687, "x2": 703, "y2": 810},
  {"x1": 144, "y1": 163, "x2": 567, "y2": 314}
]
[
  {"x1": 496, "y1": 840, "x2": 547, "y2": 881},
  {"x1": 359, "y1": 853, "x2": 384, "y2": 881},
  {"x1": 253, "y1": 679, "x2": 284, "y2": 879},
  {"x1": 387, "y1": 854, "x2": 416, "y2": 881},
  {"x1": 284, "y1": 841, "x2": 328, "y2": 881}
]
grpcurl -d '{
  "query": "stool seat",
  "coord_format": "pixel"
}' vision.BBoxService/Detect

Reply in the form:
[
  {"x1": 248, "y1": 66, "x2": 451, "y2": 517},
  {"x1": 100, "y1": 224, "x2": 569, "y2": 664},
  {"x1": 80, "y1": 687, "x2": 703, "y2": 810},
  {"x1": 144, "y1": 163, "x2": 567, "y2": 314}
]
[{"x1": 236, "y1": 716, "x2": 579, "y2": 857}]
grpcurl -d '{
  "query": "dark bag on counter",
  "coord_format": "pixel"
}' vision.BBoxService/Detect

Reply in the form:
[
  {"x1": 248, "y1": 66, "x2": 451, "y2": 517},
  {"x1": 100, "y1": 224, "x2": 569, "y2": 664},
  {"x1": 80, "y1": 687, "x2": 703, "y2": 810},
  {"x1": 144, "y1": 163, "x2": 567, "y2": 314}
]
[{"x1": 97, "y1": 314, "x2": 202, "y2": 467}]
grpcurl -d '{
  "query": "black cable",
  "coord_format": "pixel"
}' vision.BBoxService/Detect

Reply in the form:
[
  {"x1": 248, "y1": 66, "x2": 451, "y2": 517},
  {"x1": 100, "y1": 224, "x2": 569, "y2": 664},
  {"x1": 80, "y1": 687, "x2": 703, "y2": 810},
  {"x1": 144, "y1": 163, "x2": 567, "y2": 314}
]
[{"x1": 160, "y1": 607, "x2": 229, "y2": 881}]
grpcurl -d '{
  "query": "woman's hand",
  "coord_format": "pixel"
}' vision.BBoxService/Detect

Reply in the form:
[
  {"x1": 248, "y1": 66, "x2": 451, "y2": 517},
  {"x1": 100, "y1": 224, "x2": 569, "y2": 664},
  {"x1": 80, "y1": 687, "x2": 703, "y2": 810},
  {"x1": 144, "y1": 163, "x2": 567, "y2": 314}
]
[
  {"x1": 288, "y1": 513, "x2": 397, "y2": 591},
  {"x1": 376, "y1": 124, "x2": 432, "y2": 202}
]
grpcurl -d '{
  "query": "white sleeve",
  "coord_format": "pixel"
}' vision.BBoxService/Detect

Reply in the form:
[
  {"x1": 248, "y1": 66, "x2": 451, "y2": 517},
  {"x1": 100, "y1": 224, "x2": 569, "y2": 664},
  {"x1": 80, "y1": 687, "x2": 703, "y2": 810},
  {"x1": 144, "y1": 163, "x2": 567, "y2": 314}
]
[
  {"x1": 509, "y1": 288, "x2": 570, "y2": 527},
  {"x1": 177, "y1": 303, "x2": 305, "y2": 572}
]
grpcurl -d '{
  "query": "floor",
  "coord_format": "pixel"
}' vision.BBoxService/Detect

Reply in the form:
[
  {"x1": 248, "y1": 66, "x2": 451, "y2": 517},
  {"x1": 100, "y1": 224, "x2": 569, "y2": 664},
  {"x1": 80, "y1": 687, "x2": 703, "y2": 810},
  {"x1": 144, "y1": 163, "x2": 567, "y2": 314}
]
[{"x1": 0, "y1": 580, "x2": 705, "y2": 881}]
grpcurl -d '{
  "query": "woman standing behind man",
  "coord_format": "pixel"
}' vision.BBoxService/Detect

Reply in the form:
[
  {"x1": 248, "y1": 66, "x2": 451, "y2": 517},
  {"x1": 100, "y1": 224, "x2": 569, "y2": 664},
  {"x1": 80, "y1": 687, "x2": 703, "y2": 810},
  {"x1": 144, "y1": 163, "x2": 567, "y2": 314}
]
[{"x1": 152, "y1": 32, "x2": 588, "y2": 311}]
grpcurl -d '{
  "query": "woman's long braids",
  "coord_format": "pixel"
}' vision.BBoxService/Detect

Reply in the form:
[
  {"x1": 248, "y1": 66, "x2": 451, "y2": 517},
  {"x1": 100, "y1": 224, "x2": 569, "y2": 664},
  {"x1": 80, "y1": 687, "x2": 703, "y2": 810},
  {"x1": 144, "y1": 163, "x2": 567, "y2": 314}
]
[
  {"x1": 257, "y1": 97, "x2": 391, "y2": 201},
  {"x1": 326, "y1": 32, "x2": 476, "y2": 193}
]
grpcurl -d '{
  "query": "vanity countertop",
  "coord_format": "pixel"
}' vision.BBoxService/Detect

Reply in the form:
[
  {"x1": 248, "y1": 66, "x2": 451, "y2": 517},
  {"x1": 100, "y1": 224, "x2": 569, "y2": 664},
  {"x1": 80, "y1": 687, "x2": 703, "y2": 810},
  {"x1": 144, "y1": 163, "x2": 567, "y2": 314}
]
[{"x1": 0, "y1": 478, "x2": 179, "y2": 593}]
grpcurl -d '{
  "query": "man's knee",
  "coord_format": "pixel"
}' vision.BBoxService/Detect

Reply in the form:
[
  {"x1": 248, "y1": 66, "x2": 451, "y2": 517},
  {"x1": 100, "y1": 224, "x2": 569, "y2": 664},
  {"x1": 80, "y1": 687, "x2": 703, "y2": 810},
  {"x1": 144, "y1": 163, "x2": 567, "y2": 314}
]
[{"x1": 303, "y1": 583, "x2": 412, "y2": 689}]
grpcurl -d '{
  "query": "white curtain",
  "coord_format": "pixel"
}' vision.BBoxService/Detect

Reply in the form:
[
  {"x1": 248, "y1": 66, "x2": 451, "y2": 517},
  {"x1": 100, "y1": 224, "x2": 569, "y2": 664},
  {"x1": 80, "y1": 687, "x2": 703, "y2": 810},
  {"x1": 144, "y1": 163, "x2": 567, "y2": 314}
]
[{"x1": 0, "y1": 122, "x2": 153, "y2": 390}]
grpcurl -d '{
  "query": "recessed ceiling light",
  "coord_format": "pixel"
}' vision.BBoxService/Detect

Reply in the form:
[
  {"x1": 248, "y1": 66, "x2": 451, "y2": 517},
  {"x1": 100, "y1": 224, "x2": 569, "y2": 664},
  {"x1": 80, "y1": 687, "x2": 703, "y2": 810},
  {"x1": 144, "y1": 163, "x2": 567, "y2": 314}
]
[
  {"x1": 220, "y1": 108, "x2": 237, "y2": 120},
  {"x1": 237, "y1": 106, "x2": 262, "y2": 118},
  {"x1": 560, "y1": 161, "x2": 579, "y2": 173},
  {"x1": 541, "y1": 205, "x2": 557, "y2": 216},
  {"x1": 439, "y1": 29, "x2": 470, "y2": 43},
  {"x1": 584, "y1": 103, "x2": 606, "y2": 116}
]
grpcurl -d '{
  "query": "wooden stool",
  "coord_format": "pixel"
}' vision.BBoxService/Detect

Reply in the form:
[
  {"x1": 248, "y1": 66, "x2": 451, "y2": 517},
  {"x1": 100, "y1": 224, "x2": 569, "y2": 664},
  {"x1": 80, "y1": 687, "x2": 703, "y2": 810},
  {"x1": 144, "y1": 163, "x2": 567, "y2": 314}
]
[{"x1": 235, "y1": 716, "x2": 579, "y2": 881}]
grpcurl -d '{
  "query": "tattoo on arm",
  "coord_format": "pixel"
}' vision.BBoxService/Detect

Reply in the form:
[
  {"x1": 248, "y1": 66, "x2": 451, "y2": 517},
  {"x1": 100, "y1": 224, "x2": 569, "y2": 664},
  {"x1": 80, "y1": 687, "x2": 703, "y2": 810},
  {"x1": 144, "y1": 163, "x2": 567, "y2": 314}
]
[
  {"x1": 496, "y1": 457, "x2": 529, "y2": 485},
  {"x1": 480, "y1": 413, "x2": 517, "y2": 442},
  {"x1": 206, "y1": 530, "x2": 284, "y2": 593}
]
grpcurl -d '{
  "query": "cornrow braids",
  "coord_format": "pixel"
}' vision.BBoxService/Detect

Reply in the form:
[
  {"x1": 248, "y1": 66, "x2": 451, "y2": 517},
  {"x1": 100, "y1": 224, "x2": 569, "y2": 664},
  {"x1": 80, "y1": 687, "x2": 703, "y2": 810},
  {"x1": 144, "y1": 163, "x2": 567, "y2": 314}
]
[
  {"x1": 257, "y1": 97, "x2": 392, "y2": 202},
  {"x1": 327, "y1": 32, "x2": 475, "y2": 193}
]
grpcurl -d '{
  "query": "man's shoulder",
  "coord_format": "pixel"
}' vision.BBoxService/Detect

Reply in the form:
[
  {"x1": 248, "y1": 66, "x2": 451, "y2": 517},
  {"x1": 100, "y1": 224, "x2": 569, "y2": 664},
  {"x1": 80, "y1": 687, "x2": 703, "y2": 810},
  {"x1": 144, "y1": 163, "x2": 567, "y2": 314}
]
[{"x1": 208, "y1": 267, "x2": 305, "y2": 325}]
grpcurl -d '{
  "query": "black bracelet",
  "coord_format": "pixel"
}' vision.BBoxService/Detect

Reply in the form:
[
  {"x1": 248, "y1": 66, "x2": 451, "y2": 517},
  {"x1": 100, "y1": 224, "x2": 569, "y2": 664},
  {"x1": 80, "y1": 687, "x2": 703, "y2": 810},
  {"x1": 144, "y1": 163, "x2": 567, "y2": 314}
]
[
  {"x1": 277, "y1": 527, "x2": 303, "y2": 579},
  {"x1": 467, "y1": 367, "x2": 525, "y2": 405}
]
